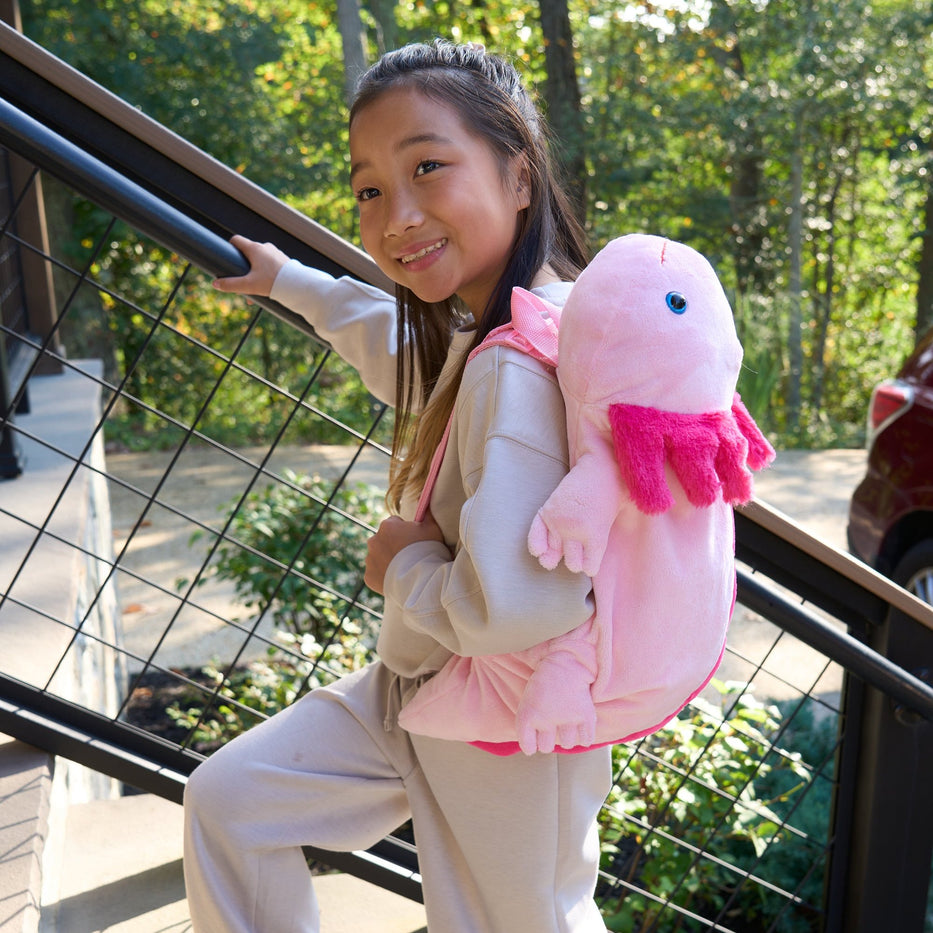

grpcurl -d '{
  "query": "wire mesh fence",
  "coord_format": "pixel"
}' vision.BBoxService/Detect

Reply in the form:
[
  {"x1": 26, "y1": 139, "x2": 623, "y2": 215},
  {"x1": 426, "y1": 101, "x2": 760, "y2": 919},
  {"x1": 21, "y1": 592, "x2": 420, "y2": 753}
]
[
  {"x1": 0, "y1": 147, "x2": 867, "y2": 932},
  {"x1": 3, "y1": 163, "x2": 394, "y2": 725}
]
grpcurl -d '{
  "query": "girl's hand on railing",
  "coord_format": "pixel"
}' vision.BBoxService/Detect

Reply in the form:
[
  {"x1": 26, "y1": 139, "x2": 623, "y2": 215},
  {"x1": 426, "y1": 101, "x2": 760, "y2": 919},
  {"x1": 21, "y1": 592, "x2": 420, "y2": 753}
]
[{"x1": 212, "y1": 235, "x2": 290, "y2": 297}]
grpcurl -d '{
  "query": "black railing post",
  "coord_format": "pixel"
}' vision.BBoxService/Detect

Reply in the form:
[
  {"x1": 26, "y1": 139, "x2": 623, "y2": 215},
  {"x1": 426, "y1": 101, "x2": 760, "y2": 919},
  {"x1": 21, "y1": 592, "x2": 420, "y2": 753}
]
[
  {"x1": 0, "y1": 329, "x2": 24, "y2": 478},
  {"x1": 828, "y1": 608, "x2": 933, "y2": 932}
]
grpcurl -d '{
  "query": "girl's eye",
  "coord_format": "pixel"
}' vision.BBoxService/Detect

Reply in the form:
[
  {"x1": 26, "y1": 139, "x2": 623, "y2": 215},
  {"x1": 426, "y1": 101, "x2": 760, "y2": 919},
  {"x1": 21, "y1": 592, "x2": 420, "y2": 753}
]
[
  {"x1": 355, "y1": 187, "x2": 380, "y2": 203},
  {"x1": 415, "y1": 160, "x2": 441, "y2": 177},
  {"x1": 666, "y1": 291, "x2": 687, "y2": 314}
]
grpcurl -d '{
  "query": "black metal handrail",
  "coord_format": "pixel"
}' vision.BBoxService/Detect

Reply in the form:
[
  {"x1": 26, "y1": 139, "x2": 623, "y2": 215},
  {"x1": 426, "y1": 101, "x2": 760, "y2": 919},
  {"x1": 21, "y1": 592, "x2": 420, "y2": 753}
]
[
  {"x1": 0, "y1": 98, "x2": 250, "y2": 283},
  {"x1": 0, "y1": 21, "x2": 391, "y2": 289},
  {"x1": 0, "y1": 96, "x2": 331, "y2": 350},
  {"x1": 738, "y1": 571, "x2": 933, "y2": 721}
]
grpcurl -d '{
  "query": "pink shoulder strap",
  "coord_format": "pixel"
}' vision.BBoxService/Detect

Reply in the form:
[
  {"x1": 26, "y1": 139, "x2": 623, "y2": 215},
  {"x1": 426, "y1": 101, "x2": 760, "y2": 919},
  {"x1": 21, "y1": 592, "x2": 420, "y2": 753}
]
[{"x1": 413, "y1": 290, "x2": 561, "y2": 522}]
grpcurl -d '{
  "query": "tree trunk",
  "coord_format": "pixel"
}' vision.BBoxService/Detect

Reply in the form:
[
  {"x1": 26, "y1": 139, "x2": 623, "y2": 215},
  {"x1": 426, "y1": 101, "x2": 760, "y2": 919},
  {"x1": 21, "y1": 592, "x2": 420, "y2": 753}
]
[
  {"x1": 707, "y1": 0, "x2": 767, "y2": 299},
  {"x1": 787, "y1": 112, "x2": 805, "y2": 437},
  {"x1": 916, "y1": 173, "x2": 933, "y2": 343},
  {"x1": 730, "y1": 137, "x2": 767, "y2": 298},
  {"x1": 810, "y1": 150, "x2": 847, "y2": 416},
  {"x1": 366, "y1": 0, "x2": 398, "y2": 55},
  {"x1": 537, "y1": 0, "x2": 586, "y2": 225},
  {"x1": 336, "y1": 0, "x2": 367, "y2": 108}
]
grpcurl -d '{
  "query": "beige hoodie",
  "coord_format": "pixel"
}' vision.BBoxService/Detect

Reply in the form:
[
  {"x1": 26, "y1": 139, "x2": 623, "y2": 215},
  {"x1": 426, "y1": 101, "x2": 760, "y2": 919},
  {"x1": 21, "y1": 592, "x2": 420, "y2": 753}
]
[{"x1": 271, "y1": 261, "x2": 594, "y2": 681}]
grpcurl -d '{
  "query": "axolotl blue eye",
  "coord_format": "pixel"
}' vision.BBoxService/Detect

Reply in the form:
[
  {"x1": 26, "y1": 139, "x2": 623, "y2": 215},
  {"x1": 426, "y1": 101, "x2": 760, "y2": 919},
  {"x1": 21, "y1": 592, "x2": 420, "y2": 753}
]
[{"x1": 666, "y1": 291, "x2": 687, "y2": 314}]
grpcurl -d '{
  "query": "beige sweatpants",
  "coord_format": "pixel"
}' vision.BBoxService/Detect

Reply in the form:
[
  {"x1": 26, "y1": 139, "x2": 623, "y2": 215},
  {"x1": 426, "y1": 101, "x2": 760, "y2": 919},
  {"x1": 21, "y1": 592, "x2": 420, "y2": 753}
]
[{"x1": 183, "y1": 662, "x2": 612, "y2": 932}]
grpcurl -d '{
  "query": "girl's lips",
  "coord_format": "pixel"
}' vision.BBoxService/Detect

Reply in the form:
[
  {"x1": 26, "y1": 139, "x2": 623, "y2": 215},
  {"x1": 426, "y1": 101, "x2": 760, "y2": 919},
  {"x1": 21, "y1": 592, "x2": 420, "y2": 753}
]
[{"x1": 399, "y1": 239, "x2": 447, "y2": 265}]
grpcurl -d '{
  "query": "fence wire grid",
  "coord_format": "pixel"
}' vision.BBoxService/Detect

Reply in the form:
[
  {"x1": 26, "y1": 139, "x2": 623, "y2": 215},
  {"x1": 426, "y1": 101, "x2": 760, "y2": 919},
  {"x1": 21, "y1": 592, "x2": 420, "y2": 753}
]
[{"x1": 1, "y1": 148, "x2": 850, "y2": 933}]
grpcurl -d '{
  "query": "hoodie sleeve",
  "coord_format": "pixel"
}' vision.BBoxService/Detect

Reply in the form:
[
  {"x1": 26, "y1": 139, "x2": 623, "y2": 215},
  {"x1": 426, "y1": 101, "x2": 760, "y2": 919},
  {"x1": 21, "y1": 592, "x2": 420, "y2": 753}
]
[
  {"x1": 270, "y1": 259, "x2": 399, "y2": 405},
  {"x1": 379, "y1": 345, "x2": 595, "y2": 659}
]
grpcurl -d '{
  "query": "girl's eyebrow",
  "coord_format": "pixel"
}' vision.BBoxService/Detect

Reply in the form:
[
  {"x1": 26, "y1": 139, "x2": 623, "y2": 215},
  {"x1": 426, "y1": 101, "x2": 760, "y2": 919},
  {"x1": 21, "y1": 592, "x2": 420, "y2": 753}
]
[{"x1": 350, "y1": 133, "x2": 454, "y2": 182}]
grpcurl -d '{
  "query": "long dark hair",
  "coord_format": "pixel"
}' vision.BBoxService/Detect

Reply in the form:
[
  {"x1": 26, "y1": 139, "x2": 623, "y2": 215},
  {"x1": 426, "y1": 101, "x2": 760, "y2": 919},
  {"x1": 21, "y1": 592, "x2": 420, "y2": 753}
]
[{"x1": 350, "y1": 40, "x2": 588, "y2": 512}]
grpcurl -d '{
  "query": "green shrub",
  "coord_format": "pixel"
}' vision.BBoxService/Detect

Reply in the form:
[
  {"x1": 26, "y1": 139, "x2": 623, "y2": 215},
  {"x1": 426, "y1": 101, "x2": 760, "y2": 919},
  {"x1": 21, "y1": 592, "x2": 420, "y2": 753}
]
[
  {"x1": 189, "y1": 470, "x2": 386, "y2": 641},
  {"x1": 598, "y1": 682, "x2": 830, "y2": 932},
  {"x1": 171, "y1": 471, "x2": 387, "y2": 749},
  {"x1": 166, "y1": 629, "x2": 372, "y2": 752}
]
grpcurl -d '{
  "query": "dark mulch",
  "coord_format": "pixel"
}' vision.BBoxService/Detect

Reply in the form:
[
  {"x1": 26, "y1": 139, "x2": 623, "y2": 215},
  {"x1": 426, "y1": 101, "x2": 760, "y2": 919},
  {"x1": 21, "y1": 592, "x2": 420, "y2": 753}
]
[{"x1": 122, "y1": 666, "x2": 220, "y2": 751}]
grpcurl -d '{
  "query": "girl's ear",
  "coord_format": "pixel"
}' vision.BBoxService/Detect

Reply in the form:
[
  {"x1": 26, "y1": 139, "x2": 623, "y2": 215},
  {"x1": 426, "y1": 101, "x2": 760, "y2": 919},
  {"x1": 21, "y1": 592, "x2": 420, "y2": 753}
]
[{"x1": 512, "y1": 155, "x2": 532, "y2": 211}]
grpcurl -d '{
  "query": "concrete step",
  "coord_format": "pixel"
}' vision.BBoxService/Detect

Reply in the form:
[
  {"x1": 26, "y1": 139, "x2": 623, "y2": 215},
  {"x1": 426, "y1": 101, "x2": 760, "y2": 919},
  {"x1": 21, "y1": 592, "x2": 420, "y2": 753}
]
[
  {"x1": 0, "y1": 737, "x2": 53, "y2": 933},
  {"x1": 39, "y1": 792, "x2": 427, "y2": 933}
]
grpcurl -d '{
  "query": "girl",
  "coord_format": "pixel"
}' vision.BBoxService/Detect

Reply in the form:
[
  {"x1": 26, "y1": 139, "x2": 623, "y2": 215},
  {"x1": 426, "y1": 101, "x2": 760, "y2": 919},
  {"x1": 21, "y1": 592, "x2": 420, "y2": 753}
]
[{"x1": 184, "y1": 40, "x2": 612, "y2": 932}]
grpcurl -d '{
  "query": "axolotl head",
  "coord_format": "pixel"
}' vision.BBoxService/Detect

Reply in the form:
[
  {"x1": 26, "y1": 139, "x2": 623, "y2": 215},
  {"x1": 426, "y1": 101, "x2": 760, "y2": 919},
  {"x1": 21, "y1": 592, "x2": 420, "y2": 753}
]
[{"x1": 557, "y1": 234, "x2": 743, "y2": 415}]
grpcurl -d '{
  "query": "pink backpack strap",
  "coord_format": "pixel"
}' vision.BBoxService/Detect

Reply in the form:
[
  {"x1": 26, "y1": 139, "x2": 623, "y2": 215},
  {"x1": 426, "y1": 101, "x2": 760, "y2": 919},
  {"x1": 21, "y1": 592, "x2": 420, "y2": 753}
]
[
  {"x1": 414, "y1": 418, "x2": 453, "y2": 522},
  {"x1": 414, "y1": 289, "x2": 562, "y2": 522}
]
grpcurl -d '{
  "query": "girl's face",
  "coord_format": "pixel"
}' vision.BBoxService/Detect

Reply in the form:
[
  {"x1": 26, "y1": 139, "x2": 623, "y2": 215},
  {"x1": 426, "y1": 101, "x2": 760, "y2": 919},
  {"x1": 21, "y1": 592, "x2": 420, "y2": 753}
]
[{"x1": 350, "y1": 86, "x2": 530, "y2": 319}]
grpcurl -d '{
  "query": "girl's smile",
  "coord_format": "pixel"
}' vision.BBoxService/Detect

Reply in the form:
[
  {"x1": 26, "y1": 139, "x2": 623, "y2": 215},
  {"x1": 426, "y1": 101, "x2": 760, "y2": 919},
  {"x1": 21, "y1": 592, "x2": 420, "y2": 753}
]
[
  {"x1": 397, "y1": 237, "x2": 448, "y2": 267},
  {"x1": 349, "y1": 86, "x2": 530, "y2": 318}
]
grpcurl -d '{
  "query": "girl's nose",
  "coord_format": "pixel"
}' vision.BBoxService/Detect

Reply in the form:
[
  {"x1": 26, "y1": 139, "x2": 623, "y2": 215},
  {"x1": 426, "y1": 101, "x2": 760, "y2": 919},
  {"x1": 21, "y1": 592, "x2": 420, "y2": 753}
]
[{"x1": 383, "y1": 191, "x2": 424, "y2": 238}]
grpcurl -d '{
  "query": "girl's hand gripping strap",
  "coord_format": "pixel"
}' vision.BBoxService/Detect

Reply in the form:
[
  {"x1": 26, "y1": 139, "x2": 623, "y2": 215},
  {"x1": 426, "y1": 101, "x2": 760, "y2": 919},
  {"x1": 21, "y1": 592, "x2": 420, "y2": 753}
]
[{"x1": 413, "y1": 290, "x2": 562, "y2": 523}]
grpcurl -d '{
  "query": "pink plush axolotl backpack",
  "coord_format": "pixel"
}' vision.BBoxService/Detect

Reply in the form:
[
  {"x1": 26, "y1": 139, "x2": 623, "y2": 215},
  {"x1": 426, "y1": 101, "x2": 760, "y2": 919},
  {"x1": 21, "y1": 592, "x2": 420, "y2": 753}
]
[{"x1": 398, "y1": 234, "x2": 776, "y2": 755}]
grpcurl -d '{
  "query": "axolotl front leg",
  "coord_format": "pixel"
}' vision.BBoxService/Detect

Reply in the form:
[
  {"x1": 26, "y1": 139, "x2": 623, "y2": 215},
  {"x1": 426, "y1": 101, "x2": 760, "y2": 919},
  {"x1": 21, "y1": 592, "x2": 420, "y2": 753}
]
[{"x1": 527, "y1": 420, "x2": 627, "y2": 577}]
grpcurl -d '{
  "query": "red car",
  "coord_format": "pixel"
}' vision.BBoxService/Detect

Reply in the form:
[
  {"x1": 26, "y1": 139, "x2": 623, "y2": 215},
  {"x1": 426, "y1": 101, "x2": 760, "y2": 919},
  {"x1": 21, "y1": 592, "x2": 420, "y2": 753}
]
[{"x1": 847, "y1": 326, "x2": 933, "y2": 605}]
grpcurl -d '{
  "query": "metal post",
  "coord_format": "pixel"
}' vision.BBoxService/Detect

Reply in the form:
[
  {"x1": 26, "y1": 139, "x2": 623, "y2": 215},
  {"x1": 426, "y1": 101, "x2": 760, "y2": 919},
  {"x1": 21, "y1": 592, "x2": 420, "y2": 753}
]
[
  {"x1": 7, "y1": 154, "x2": 63, "y2": 376},
  {"x1": 827, "y1": 608, "x2": 933, "y2": 932},
  {"x1": 0, "y1": 329, "x2": 24, "y2": 478}
]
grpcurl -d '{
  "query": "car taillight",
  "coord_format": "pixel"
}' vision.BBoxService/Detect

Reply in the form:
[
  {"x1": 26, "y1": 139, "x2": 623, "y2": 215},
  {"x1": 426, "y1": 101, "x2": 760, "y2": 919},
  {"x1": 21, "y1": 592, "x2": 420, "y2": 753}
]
[{"x1": 867, "y1": 380, "x2": 914, "y2": 446}]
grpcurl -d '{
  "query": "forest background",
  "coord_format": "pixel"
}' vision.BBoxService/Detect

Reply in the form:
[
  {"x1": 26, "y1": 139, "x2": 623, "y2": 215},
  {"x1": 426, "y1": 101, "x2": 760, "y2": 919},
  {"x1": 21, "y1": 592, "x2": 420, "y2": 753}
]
[{"x1": 20, "y1": 0, "x2": 933, "y2": 449}]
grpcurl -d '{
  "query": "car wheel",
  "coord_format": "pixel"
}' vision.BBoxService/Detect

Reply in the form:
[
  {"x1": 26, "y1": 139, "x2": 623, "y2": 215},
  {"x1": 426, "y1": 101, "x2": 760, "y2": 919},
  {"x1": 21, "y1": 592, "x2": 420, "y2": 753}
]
[{"x1": 893, "y1": 539, "x2": 933, "y2": 606}]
